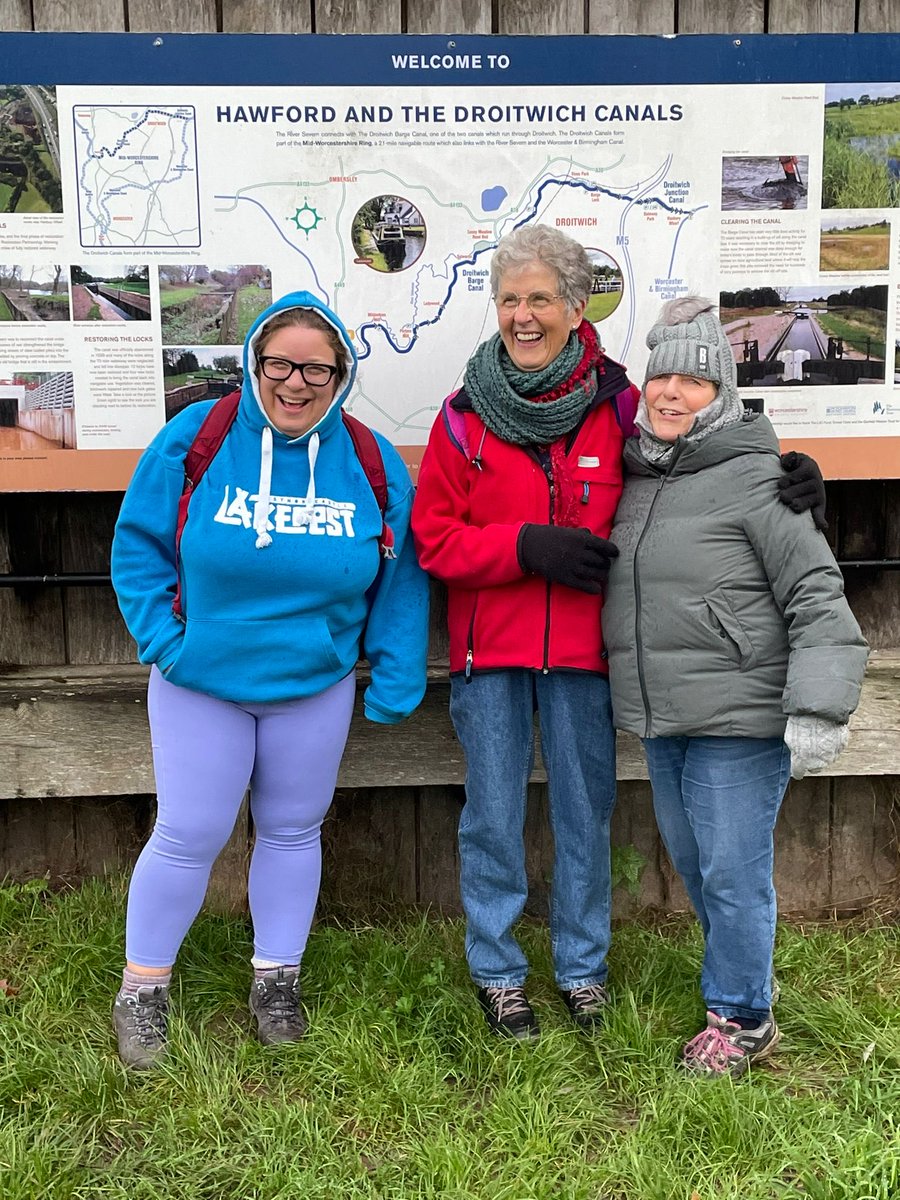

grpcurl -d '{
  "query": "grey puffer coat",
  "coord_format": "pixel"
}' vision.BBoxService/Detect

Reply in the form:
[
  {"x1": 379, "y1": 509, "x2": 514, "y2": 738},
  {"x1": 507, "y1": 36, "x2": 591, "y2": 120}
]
[{"x1": 603, "y1": 413, "x2": 868, "y2": 739}]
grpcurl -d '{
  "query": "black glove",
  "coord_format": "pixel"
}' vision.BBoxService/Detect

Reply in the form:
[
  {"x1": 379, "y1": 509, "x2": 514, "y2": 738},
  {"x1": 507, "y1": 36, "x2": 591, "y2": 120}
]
[
  {"x1": 777, "y1": 451, "x2": 827, "y2": 532},
  {"x1": 518, "y1": 524, "x2": 619, "y2": 594}
]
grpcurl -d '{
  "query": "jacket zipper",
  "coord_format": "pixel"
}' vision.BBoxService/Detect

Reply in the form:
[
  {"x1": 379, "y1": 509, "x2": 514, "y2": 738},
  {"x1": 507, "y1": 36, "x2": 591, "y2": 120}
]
[
  {"x1": 633, "y1": 445, "x2": 684, "y2": 736},
  {"x1": 465, "y1": 594, "x2": 479, "y2": 682},
  {"x1": 542, "y1": 457, "x2": 555, "y2": 674}
]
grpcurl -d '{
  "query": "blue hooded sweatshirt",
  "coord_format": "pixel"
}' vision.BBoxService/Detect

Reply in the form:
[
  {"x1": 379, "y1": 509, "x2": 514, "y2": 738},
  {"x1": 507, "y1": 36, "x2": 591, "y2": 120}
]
[{"x1": 112, "y1": 291, "x2": 429, "y2": 720}]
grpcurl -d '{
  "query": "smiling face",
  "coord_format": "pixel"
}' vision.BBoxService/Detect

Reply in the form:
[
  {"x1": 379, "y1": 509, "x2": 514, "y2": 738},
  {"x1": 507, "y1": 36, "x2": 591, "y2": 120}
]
[
  {"x1": 495, "y1": 263, "x2": 585, "y2": 372},
  {"x1": 644, "y1": 373, "x2": 719, "y2": 441},
  {"x1": 255, "y1": 323, "x2": 341, "y2": 437}
]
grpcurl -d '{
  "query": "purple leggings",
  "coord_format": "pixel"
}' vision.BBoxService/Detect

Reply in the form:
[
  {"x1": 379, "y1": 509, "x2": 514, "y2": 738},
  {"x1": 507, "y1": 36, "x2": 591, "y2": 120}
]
[{"x1": 125, "y1": 666, "x2": 356, "y2": 967}]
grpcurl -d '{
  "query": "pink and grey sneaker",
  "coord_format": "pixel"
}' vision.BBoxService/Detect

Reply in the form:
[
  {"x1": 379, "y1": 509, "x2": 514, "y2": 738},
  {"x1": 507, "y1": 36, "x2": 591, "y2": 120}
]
[{"x1": 681, "y1": 1010, "x2": 780, "y2": 1077}]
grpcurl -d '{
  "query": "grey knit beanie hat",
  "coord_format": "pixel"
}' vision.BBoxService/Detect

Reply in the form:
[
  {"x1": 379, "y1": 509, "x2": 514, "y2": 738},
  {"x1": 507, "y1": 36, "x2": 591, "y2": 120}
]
[
  {"x1": 643, "y1": 296, "x2": 738, "y2": 402},
  {"x1": 635, "y1": 296, "x2": 745, "y2": 461}
]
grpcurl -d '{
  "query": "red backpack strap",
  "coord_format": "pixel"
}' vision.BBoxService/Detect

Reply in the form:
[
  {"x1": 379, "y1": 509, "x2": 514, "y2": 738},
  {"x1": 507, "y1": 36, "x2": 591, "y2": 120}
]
[
  {"x1": 341, "y1": 410, "x2": 395, "y2": 559},
  {"x1": 172, "y1": 390, "x2": 241, "y2": 618}
]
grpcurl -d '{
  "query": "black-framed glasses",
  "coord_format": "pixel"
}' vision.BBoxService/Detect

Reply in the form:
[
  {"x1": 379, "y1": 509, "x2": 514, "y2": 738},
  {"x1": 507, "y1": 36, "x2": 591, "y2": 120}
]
[{"x1": 258, "y1": 356, "x2": 339, "y2": 387}]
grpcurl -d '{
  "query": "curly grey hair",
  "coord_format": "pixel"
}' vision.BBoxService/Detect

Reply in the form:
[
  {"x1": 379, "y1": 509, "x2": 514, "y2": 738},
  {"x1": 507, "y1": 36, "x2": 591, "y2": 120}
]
[{"x1": 490, "y1": 224, "x2": 594, "y2": 314}]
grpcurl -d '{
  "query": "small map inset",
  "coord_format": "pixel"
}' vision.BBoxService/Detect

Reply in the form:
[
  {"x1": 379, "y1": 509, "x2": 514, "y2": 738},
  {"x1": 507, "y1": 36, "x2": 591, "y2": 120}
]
[{"x1": 73, "y1": 104, "x2": 200, "y2": 247}]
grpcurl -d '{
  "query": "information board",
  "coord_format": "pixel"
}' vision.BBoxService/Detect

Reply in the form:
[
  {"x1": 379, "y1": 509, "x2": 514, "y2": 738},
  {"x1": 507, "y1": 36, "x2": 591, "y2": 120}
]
[{"x1": 1, "y1": 31, "x2": 899, "y2": 486}]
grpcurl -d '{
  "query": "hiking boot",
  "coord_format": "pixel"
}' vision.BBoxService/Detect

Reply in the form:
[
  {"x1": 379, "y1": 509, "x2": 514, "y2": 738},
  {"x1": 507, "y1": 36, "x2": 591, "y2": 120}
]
[
  {"x1": 249, "y1": 969, "x2": 306, "y2": 1044},
  {"x1": 681, "y1": 1010, "x2": 781, "y2": 1077},
  {"x1": 476, "y1": 986, "x2": 540, "y2": 1040},
  {"x1": 112, "y1": 984, "x2": 169, "y2": 1069},
  {"x1": 560, "y1": 982, "x2": 610, "y2": 1031}
]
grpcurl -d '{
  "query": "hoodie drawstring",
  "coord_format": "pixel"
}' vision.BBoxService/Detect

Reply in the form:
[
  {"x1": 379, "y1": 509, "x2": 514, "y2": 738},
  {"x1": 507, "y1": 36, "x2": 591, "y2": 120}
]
[
  {"x1": 253, "y1": 428, "x2": 321, "y2": 550},
  {"x1": 305, "y1": 432, "x2": 319, "y2": 516},
  {"x1": 253, "y1": 426, "x2": 274, "y2": 548}
]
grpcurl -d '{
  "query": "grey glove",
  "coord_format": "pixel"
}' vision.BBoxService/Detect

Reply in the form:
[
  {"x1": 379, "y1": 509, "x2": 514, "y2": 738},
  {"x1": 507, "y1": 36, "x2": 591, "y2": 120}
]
[{"x1": 784, "y1": 715, "x2": 849, "y2": 780}]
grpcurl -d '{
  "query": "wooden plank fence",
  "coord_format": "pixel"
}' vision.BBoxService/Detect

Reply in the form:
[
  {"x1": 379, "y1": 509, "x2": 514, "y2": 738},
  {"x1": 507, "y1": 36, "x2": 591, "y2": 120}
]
[{"x1": 0, "y1": 0, "x2": 898, "y2": 916}]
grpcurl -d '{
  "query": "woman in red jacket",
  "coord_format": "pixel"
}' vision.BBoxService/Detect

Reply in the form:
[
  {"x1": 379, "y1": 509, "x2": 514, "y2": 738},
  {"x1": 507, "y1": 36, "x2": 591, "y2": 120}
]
[
  {"x1": 413, "y1": 225, "x2": 637, "y2": 1039},
  {"x1": 412, "y1": 225, "x2": 824, "y2": 1041}
]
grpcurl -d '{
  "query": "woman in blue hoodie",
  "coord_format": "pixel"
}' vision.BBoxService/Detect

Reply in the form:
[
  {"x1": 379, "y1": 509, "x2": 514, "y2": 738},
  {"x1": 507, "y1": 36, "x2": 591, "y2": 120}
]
[{"x1": 111, "y1": 292, "x2": 428, "y2": 1068}]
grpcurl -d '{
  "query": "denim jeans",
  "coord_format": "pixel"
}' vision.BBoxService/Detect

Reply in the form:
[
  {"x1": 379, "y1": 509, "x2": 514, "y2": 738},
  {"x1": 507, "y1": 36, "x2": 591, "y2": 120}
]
[
  {"x1": 450, "y1": 670, "x2": 616, "y2": 990},
  {"x1": 641, "y1": 735, "x2": 790, "y2": 1021}
]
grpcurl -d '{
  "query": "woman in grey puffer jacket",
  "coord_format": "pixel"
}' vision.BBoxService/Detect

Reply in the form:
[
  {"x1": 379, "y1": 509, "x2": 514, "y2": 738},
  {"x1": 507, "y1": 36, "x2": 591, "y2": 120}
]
[{"x1": 603, "y1": 297, "x2": 868, "y2": 1077}]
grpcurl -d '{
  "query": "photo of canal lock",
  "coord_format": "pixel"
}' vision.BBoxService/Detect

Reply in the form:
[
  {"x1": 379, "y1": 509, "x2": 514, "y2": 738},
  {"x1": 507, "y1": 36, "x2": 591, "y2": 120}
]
[
  {"x1": 351, "y1": 195, "x2": 427, "y2": 272},
  {"x1": 70, "y1": 262, "x2": 151, "y2": 321}
]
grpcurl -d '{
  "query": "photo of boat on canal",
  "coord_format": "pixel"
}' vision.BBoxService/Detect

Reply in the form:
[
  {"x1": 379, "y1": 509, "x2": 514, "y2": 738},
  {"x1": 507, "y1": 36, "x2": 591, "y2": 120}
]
[
  {"x1": 720, "y1": 155, "x2": 809, "y2": 211},
  {"x1": 70, "y1": 261, "x2": 151, "y2": 321},
  {"x1": 351, "y1": 195, "x2": 427, "y2": 273},
  {"x1": 0, "y1": 264, "x2": 69, "y2": 320},
  {"x1": 159, "y1": 263, "x2": 271, "y2": 345},
  {"x1": 720, "y1": 284, "x2": 887, "y2": 386},
  {"x1": 0, "y1": 85, "x2": 61, "y2": 214},
  {"x1": 823, "y1": 84, "x2": 900, "y2": 209}
]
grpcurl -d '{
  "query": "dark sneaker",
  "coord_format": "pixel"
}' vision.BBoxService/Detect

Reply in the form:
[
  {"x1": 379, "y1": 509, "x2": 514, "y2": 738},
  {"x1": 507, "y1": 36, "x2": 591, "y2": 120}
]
[
  {"x1": 112, "y1": 984, "x2": 169, "y2": 1069},
  {"x1": 560, "y1": 982, "x2": 610, "y2": 1031},
  {"x1": 249, "y1": 969, "x2": 306, "y2": 1044},
  {"x1": 476, "y1": 986, "x2": 540, "y2": 1040},
  {"x1": 681, "y1": 1010, "x2": 781, "y2": 1077}
]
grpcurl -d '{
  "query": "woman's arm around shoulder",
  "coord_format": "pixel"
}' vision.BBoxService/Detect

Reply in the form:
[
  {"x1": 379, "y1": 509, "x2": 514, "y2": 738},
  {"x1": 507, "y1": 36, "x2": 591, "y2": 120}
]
[
  {"x1": 361, "y1": 433, "x2": 429, "y2": 724},
  {"x1": 410, "y1": 402, "x2": 527, "y2": 589},
  {"x1": 111, "y1": 402, "x2": 216, "y2": 673},
  {"x1": 740, "y1": 457, "x2": 868, "y2": 724}
]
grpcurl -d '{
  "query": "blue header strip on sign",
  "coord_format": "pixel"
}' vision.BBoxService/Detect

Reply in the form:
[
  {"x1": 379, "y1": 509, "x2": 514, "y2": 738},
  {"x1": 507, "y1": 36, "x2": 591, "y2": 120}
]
[{"x1": 0, "y1": 32, "x2": 899, "y2": 87}]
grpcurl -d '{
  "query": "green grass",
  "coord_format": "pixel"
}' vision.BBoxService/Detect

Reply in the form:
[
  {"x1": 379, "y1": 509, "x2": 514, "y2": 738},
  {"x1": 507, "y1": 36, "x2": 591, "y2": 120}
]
[
  {"x1": 12, "y1": 180, "x2": 50, "y2": 214},
  {"x1": 825, "y1": 99, "x2": 900, "y2": 137},
  {"x1": 1, "y1": 877, "x2": 899, "y2": 1199},
  {"x1": 235, "y1": 285, "x2": 271, "y2": 340},
  {"x1": 159, "y1": 285, "x2": 204, "y2": 309},
  {"x1": 584, "y1": 290, "x2": 622, "y2": 323},
  {"x1": 822, "y1": 126, "x2": 900, "y2": 209},
  {"x1": 816, "y1": 307, "x2": 886, "y2": 361}
]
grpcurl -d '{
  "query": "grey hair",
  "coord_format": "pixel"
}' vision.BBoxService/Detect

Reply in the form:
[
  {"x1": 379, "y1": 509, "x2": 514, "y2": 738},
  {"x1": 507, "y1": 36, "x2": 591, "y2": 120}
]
[
  {"x1": 490, "y1": 224, "x2": 594, "y2": 313},
  {"x1": 656, "y1": 295, "x2": 717, "y2": 326}
]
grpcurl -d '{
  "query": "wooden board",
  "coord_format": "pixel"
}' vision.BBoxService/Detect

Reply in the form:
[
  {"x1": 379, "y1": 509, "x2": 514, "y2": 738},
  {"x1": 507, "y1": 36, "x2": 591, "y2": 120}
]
[
  {"x1": 3, "y1": 654, "x2": 899, "y2": 801},
  {"x1": 321, "y1": 786, "x2": 418, "y2": 907},
  {"x1": 857, "y1": 1, "x2": 900, "y2": 32},
  {"x1": 60, "y1": 496, "x2": 137, "y2": 666},
  {"x1": 767, "y1": 0, "x2": 856, "y2": 32},
  {"x1": 498, "y1": 0, "x2": 583, "y2": 36},
  {"x1": 406, "y1": 0, "x2": 491, "y2": 33},
  {"x1": 588, "y1": 1, "x2": 674, "y2": 34},
  {"x1": 315, "y1": 0, "x2": 402, "y2": 33},
  {"x1": 678, "y1": 1, "x2": 764, "y2": 33},
  {"x1": 221, "y1": 0, "x2": 312, "y2": 32},
  {"x1": 128, "y1": 0, "x2": 217, "y2": 31},
  {"x1": 0, "y1": 0, "x2": 32, "y2": 29},
  {"x1": 32, "y1": 0, "x2": 125, "y2": 30}
]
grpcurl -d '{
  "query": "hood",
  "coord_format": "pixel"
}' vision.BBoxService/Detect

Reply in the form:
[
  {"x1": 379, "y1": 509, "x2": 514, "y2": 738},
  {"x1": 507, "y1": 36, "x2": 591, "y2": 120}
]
[
  {"x1": 241, "y1": 290, "x2": 358, "y2": 445},
  {"x1": 237, "y1": 291, "x2": 358, "y2": 550},
  {"x1": 624, "y1": 410, "x2": 781, "y2": 477}
]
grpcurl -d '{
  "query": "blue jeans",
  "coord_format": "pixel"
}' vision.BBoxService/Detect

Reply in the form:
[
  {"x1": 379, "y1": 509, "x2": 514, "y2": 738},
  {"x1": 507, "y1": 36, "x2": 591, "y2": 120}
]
[
  {"x1": 450, "y1": 670, "x2": 616, "y2": 990},
  {"x1": 641, "y1": 735, "x2": 790, "y2": 1021}
]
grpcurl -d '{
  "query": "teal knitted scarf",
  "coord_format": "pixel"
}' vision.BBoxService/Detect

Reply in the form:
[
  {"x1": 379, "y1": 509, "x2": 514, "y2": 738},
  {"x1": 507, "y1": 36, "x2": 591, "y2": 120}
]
[{"x1": 463, "y1": 321, "x2": 602, "y2": 446}]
